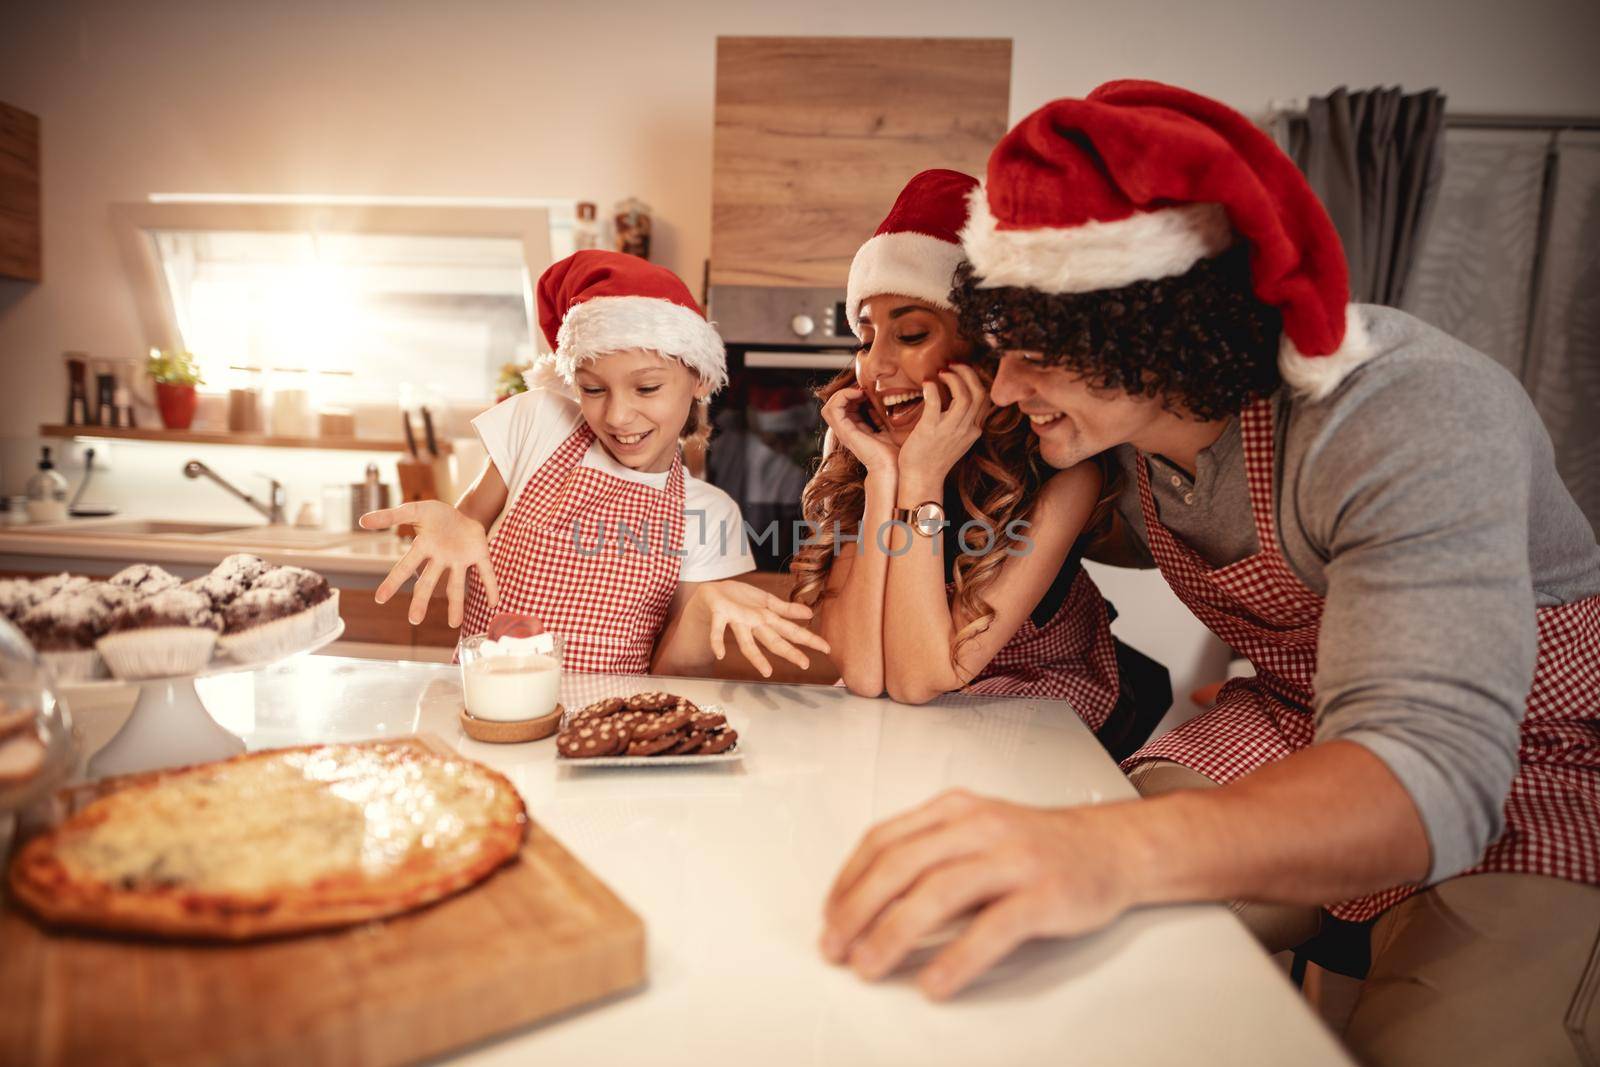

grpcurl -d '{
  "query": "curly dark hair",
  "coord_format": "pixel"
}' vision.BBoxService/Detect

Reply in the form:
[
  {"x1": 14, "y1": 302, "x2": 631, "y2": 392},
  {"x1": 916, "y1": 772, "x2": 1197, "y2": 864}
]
[{"x1": 950, "y1": 243, "x2": 1284, "y2": 421}]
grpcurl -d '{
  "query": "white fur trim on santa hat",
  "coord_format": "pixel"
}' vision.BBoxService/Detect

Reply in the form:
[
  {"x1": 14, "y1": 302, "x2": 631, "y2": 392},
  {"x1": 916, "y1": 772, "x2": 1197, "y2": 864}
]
[
  {"x1": 522, "y1": 359, "x2": 577, "y2": 400},
  {"x1": 536, "y1": 294, "x2": 728, "y2": 395},
  {"x1": 960, "y1": 185, "x2": 1232, "y2": 294},
  {"x1": 1278, "y1": 304, "x2": 1376, "y2": 402},
  {"x1": 846, "y1": 231, "x2": 968, "y2": 337}
]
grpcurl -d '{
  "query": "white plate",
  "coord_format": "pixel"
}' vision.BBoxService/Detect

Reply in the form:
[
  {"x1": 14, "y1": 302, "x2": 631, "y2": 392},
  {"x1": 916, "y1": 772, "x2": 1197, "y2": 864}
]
[
  {"x1": 555, "y1": 746, "x2": 744, "y2": 769},
  {"x1": 555, "y1": 702, "x2": 743, "y2": 768},
  {"x1": 56, "y1": 619, "x2": 346, "y2": 692}
]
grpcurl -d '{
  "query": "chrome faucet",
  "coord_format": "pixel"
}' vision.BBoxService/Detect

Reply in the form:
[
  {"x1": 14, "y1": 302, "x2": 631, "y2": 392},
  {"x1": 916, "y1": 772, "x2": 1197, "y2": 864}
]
[{"x1": 182, "y1": 460, "x2": 286, "y2": 524}]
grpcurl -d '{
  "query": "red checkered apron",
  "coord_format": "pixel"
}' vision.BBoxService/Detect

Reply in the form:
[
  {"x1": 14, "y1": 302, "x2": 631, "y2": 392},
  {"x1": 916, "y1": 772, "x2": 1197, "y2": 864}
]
[
  {"x1": 962, "y1": 569, "x2": 1122, "y2": 732},
  {"x1": 1123, "y1": 396, "x2": 1600, "y2": 920},
  {"x1": 461, "y1": 424, "x2": 685, "y2": 674}
]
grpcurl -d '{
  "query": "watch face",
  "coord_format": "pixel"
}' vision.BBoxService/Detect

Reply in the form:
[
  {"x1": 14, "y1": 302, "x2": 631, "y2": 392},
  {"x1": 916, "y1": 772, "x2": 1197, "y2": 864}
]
[{"x1": 911, "y1": 502, "x2": 946, "y2": 537}]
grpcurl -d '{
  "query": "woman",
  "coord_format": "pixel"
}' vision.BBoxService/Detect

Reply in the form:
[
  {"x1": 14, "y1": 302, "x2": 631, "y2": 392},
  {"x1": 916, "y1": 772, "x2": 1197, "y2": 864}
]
[{"x1": 792, "y1": 170, "x2": 1165, "y2": 742}]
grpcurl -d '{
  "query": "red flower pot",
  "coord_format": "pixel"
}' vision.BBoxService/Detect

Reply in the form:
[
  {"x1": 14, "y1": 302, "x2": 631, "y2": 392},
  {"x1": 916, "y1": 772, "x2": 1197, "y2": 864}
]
[{"x1": 155, "y1": 382, "x2": 199, "y2": 430}]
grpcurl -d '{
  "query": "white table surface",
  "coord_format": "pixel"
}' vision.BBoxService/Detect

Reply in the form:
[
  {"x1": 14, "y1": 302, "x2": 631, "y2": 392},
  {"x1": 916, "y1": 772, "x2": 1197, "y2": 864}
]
[{"x1": 83, "y1": 654, "x2": 1350, "y2": 1066}]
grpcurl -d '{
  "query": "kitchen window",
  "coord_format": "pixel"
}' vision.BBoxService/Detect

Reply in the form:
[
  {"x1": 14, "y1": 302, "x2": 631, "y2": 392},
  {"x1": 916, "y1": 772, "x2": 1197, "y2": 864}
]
[{"x1": 114, "y1": 199, "x2": 569, "y2": 408}]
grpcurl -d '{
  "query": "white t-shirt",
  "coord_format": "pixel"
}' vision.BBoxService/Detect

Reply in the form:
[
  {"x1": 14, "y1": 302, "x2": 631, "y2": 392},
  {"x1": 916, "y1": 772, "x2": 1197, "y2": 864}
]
[{"x1": 471, "y1": 388, "x2": 754, "y2": 584}]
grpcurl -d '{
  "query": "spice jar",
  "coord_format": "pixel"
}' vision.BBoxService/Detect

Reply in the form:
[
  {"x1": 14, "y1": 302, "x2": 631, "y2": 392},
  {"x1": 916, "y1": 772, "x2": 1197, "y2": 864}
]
[
  {"x1": 268, "y1": 368, "x2": 313, "y2": 437},
  {"x1": 614, "y1": 198, "x2": 652, "y2": 260},
  {"x1": 574, "y1": 202, "x2": 601, "y2": 251},
  {"x1": 227, "y1": 365, "x2": 264, "y2": 433}
]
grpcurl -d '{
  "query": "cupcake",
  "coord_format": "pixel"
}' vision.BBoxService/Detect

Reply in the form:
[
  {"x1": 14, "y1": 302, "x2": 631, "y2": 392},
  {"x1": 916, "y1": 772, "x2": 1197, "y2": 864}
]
[
  {"x1": 185, "y1": 553, "x2": 272, "y2": 610},
  {"x1": 215, "y1": 553, "x2": 273, "y2": 585},
  {"x1": 0, "y1": 579, "x2": 43, "y2": 624},
  {"x1": 0, "y1": 574, "x2": 88, "y2": 624},
  {"x1": 218, "y1": 566, "x2": 338, "y2": 663},
  {"x1": 19, "y1": 582, "x2": 130, "y2": 681},
  {"x1": 108, "y1": 563, "x2": 182, "y2": 598},
  {"x1": 96, "y1": 587, "x2": 223, "y2": 680}
]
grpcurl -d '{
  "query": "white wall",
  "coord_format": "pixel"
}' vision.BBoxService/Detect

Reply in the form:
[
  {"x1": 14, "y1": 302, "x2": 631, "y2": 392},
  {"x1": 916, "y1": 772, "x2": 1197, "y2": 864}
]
[
  {"x1": 3, "y1": 0, "x2": 1598, "y2": 712},
  {"x1": 4, "y1": 0, "x2": 1598, "y2": 453}
]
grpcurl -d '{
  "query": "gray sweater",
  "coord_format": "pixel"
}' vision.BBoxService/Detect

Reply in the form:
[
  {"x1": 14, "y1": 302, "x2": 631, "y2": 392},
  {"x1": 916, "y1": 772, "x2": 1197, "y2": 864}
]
[{"x1": 1108, "y1": 305, "x2": 1600, "y2": 883}]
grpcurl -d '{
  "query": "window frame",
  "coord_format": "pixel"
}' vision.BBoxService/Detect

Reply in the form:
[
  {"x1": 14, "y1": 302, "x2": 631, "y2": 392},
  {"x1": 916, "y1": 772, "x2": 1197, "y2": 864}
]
[{"x1": 111, "y1": 200, "x2": 554, "y2": 380}]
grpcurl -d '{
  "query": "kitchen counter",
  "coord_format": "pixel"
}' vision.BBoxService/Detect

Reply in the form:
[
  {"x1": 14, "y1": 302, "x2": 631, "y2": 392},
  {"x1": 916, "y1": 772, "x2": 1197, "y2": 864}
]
[
  {"x1": 0, "y1": 516, "x2": 406, "y2": 582},
  {"x1": 66, "y1": 655, "x2": 1348, "y2": 1066}
]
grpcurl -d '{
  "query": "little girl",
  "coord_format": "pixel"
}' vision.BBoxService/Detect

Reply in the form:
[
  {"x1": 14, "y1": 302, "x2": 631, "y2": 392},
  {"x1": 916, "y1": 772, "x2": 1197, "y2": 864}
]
[{"x1": 363, "y1": 250, "x2": 826, "y2": 677}]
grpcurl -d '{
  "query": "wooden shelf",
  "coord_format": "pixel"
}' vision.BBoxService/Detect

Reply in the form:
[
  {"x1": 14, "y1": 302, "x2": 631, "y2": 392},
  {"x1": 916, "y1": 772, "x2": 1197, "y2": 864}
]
[{"x1": 39, "y1": 424, "x2": 444, "y2": 453}]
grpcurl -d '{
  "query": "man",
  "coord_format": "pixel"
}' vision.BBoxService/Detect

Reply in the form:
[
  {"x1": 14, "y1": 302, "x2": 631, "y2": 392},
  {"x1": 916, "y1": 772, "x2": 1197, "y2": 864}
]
[{"x1": 819, "y1": 80, "x2": 1600, "y2": 1066}]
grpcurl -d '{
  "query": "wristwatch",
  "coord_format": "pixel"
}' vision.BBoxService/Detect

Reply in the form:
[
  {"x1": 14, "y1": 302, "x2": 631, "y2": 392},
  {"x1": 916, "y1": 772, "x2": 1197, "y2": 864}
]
[{"x1": 893, "y1": 500, "x2": 947, "y2": 537}]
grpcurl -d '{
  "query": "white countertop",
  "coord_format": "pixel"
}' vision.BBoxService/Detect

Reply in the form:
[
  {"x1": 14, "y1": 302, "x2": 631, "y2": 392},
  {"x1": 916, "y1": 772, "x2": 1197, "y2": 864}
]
[
  {"x1": 81, "y1": 655, "x2": 1355, "y2": 1066},
  {"x1": 0, "y1": 516, "x2": 405, "y2": 579}
]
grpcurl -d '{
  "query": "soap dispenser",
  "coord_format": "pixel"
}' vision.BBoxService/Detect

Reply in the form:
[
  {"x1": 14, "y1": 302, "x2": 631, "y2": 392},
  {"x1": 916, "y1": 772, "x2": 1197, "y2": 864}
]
[{"x1": 25, "y1": 447, "x2": 70, "y2": 523}]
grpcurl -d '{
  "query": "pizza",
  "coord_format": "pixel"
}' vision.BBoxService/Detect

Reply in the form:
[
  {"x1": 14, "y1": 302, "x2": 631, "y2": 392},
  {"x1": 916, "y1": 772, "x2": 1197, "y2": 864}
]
[{"x1": 7, "y1": 741, "x2": 527, "y2": 940}]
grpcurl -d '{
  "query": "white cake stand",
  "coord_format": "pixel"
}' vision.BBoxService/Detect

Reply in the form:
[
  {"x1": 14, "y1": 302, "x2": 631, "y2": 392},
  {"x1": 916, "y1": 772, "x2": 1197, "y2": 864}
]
[{"x1": 59, "y1": 621, "x2": 345, "y2": 779}]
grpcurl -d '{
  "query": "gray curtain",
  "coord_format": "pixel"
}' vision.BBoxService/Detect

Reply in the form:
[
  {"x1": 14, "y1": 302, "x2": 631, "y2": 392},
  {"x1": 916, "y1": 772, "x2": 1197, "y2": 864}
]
[
  {"x1": 1523, "y1": 132, "x2": 1600, "y2": 534},
  {"x1": 1404, "y1": 128, "x2": 1600, "y2": 533},
  {"x1": 1292, "y1": 87, "x2": 1447, "y2": 305},
  {"x1": 1402, "y1": 129, "x2": 1550, "y2": 379}
]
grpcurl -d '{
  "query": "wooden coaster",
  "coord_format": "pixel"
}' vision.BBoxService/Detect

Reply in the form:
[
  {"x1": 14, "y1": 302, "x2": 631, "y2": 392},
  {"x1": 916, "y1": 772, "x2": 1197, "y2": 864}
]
[{"x1": 459, "y1": 704, "x2": 564, "y2": 744}]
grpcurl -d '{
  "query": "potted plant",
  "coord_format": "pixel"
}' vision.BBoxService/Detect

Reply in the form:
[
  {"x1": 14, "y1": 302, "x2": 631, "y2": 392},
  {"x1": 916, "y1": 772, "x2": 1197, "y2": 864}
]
[
  {"x1": 494, "y1": 360, "x2": 532, "y2": 403},
  {"x1": 147, "y1": 348, "x2": 204, "y2": 430}
]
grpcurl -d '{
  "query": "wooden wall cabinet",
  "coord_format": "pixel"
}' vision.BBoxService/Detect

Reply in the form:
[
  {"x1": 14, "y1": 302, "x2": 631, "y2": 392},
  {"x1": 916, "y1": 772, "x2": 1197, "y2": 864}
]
[
  {"x1": 711, "y1": 37, "x2": 1011, "y2": 288},
  {"x1": 0, "y1": 101, "x2": 41, "y2": 282}
]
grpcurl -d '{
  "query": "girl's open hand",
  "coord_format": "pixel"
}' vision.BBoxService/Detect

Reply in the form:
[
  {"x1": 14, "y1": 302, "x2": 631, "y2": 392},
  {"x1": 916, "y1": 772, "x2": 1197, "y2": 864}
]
[
  {"x1": 360, "y1": 500, "x2": 499, "y2": 627},
  {"x1": 700, "y1": 581, "x2": 832, "y2": 678}
]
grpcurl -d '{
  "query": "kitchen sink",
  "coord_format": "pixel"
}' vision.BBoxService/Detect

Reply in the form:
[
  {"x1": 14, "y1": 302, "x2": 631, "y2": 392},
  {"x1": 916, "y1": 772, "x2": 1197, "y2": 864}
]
[
  {"x1": 197, "y1": 526, "x2": 356, "y2": 549},
  {"x1": 35, "y1": 518, "x2": 360, "y2": 550},
  {"x1": 44, "y1": 519, "x2": 244, "y2": 537}
]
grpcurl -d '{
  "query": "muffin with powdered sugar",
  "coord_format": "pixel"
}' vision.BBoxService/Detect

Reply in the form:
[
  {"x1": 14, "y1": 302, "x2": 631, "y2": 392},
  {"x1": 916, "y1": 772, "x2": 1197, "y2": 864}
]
[
  {"x1": 108, "y1": 563, "x2": 182, "y2": 598},
  {"x1": 19, "y1": 582, "x2": 131, "y2": 681},
  {"x1": 219, "y1": 565, "x2": 338, "y2": 662},
  {"x1": 185, "y1": 553, "x2": 274, "y2": 610},
  {"x1": 96, "y1": 587, "x2": 224, "y2": 680},
  {"x1": 0, "y1": 574, "x2": 90, "y2": 624}
]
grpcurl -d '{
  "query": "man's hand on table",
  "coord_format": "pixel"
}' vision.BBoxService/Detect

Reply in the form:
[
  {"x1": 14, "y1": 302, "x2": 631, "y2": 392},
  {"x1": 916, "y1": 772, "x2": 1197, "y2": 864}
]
[
  {"x1": 820, "y1": 789, "x2": 1151, "y2": 1000},
  {"x1": 819, "y1": 742, "x2": 1433, "y2": 1000}
]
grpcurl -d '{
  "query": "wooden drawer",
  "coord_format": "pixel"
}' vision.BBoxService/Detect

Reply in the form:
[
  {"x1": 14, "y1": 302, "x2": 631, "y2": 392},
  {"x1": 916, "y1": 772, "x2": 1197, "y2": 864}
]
[{"x1": 336, "y1": 584, "x2": 457, "y2": 648}]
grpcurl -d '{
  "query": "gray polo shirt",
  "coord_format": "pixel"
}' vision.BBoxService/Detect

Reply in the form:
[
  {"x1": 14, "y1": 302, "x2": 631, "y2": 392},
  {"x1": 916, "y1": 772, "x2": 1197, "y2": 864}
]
[{"x1": 1107, "y1": 304, "x2": 1600, "y2": 883}]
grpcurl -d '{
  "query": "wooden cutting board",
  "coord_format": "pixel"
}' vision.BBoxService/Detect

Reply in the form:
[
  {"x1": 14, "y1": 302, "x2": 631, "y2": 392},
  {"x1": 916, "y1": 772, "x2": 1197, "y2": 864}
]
[{"x1": 0, "y1": 739, "x2": 646, "y2": 1067}]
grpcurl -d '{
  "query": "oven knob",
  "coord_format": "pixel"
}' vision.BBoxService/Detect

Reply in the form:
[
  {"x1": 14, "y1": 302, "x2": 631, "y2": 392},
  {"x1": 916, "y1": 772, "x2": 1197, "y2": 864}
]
[{"x1": 789, "y1": 313, "x2": 816, "y2": 337}]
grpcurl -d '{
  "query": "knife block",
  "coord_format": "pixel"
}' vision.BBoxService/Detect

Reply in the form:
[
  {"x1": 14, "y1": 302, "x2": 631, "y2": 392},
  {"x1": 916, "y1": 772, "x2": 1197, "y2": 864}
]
[{"x1": 395, "y1": 459, "x2": 437, "y2": 540}]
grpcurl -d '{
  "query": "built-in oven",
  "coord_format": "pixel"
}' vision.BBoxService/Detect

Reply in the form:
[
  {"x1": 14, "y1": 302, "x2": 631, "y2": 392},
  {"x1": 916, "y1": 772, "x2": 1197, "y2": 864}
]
[{"x1": 704, "y1": 285, "x2": 855, "y2": 571}]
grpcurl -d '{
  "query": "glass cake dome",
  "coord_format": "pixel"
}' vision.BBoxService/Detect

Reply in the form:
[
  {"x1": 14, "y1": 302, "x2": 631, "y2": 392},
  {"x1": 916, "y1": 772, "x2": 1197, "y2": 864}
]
[{"x1": 0, "y1": 616, "x2": 78, "y2": 816}]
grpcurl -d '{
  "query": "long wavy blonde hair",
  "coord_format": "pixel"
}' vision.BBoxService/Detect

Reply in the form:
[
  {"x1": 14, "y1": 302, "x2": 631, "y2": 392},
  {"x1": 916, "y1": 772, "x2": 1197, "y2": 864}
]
[{"x1": 790, "y1": 359, "x2": 1122, "y2": 659}]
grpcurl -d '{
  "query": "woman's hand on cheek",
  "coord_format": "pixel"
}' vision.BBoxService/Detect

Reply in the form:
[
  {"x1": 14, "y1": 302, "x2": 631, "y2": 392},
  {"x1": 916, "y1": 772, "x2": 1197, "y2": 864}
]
[
  {"x1": 821, "y1": 387, "x2": 899, "y2": 479},
  {"x1": 898, "y1": 364, "x2": 991, "y2": 491},
  {"x1": 361, "y1": 500, "x2": 498, "y2": 627}
]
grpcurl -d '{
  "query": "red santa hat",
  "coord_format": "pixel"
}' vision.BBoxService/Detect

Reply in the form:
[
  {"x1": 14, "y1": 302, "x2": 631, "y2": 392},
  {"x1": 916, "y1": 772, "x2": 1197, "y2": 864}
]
[
  {"x1": 961, "y1": 79, "x2": 1372, "y2": 400},
  {"x1": 528, "y1": 250, "x2": 727, "y2": 396},
  {"x1": 846, "y1": 169, "x2": 979, "y2": 337}
]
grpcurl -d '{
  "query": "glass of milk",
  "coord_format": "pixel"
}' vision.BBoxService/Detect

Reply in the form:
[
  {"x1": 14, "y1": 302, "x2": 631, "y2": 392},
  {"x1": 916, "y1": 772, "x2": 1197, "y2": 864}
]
[{"x1": 458, "y1": 632, "x2": 563, "y2": 722}]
